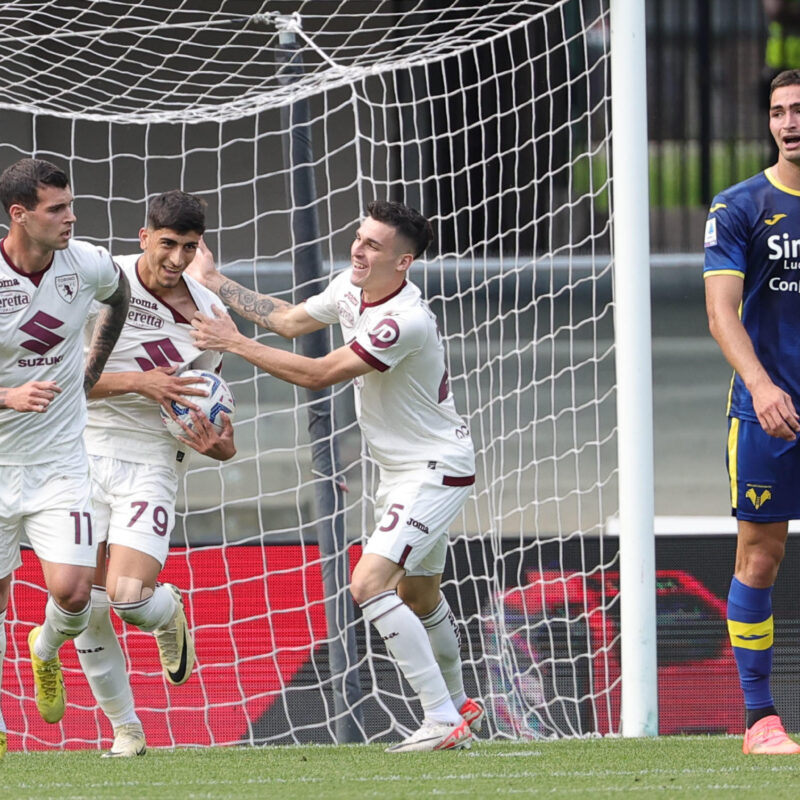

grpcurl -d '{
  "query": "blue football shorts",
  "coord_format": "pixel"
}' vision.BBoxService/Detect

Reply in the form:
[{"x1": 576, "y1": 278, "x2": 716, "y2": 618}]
[{"x1": 727, "y1": 416, "x2": 800, "y2": 522}]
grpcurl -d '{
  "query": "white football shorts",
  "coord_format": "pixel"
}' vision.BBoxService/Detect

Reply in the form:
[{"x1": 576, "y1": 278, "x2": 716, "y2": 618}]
[
  {"x1": 89, "y1": 454, "x2": 178, "y2": 566},
  {"x1": 363, "y1": 466, "x2": 473, "y2": 576},
  {"x1": 0, "y1": 445, "x2": 96, "y2": 575}
]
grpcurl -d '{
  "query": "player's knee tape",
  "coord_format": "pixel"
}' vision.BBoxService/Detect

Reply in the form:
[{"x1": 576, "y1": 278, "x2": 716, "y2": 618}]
[
  {"x1": 45, "y1": 595, "x2": 91, "y2": 638},
  {"x1": 111, "y1": 576, "x2": 151, "y2": 605}
]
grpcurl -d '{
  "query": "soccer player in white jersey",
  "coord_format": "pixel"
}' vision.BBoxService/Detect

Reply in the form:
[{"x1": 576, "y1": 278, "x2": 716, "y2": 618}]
[
  {"x1": 189, "y1": 200, "x2": 482, "y2": 752},
  {"x1": 73, "y1": 191, "x2": 236, "y2": 757},
  {"x1": 0, "y1": 158, "x2": 130, "y2": 758}
]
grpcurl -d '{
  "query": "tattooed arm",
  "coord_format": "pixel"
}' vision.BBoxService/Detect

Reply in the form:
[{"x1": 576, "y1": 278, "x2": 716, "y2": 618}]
[
  {"x1": 83, "y1": 270, "x2": 130, "y2": 396},
  {"x1": 187, "y1": 239, "x2": 324, "y2": 339}
]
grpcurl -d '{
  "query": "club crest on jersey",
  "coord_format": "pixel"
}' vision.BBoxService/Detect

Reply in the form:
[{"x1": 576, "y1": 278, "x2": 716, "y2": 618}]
[
  {"x1": 55, "y1": 274, "x2": 78, "y2": 303},
  {"x1": 745, "y1": 485, "x2": 772, "y2": 510},
  {"x1": 369, "y1": 318, "x2": 400, "y2": 349}
]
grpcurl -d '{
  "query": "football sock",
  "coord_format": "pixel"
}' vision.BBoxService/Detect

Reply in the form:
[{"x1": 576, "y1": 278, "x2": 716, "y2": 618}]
[
  {"x1": 0, "y1": 608, "x2": 6, "y2": 731},
  {"x1": 74, "y1": 587, "x2": 139, "y2": 729},
  {"x1": 35, "y1": 596, "x2": 91, "y2": 660},
  {"x1": 360, "y1": 591, "x2": 461, "y2": 724},
  {"x1": 727, "y1": 576, "x2": 775, "y2": 714},
  {"x1": 420, "y1": 593, "x2": 468, "y2": 709},
  {"x1": 746, "y1": 705, "x2": 779, "y2": 729},
  {"x1": 112, "y1": 583, "x2": 176, "y2": 632}
]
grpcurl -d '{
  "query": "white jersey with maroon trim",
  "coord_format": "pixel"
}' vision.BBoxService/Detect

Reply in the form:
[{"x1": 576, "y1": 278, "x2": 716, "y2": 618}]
[
  {"x1": 83, "y1": 253, "x2": 222, "y2": 466},
  {"x1": 0, "y1": 237, "x2": 120, "y2": 464},
  {"x1": 304, "y1": 268, "x2": 474, "y2": 475}
]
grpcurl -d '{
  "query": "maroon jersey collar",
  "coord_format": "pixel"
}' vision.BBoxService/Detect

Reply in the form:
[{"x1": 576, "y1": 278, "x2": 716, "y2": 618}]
[
  {"x1": 0, "y1": 237, "x2": 54, "y2": 286},
  {"x1": 359, "y1": 280, "x2": 407, "y2": 314}
]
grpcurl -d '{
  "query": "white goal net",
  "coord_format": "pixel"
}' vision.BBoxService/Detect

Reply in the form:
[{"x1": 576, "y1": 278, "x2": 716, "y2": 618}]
[{"x1": 0, "y1": 0, "x2": 620, "y2": 749}]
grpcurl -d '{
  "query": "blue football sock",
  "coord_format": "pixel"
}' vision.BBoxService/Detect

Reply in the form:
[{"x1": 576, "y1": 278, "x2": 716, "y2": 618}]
[{"x1": 727, "y1": 576, "x2": 774, "y2": 711}]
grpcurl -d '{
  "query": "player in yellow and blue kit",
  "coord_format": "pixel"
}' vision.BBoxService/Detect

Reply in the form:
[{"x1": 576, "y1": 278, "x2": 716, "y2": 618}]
[{"x1": 705, "y1": 68, "x2": 800, "y2": 755}]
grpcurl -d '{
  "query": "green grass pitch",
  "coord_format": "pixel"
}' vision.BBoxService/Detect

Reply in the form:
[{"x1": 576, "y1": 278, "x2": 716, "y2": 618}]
[{"x1": 4, "y1": 736, "x2": 800, "y2": 799}]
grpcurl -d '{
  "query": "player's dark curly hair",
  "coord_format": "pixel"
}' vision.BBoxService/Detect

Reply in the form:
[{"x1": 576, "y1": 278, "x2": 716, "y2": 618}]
[
  {"x1": 0, "y1": 158, "x2": 70, "y2": 214},
  {"x1": 770, "y1": 69, "x2": 800, "y2": 102},
  {"x1": 147, "y1": 190, "x2": 207, "y2": 235},
  {"x1": 367, "y1": 199, "x2": 434, "y2": 258}
]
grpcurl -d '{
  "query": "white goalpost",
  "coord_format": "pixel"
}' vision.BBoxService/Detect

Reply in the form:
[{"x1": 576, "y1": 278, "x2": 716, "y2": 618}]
[{"x1": 0, "y1": 0, "x2": 655, "y2": 749}]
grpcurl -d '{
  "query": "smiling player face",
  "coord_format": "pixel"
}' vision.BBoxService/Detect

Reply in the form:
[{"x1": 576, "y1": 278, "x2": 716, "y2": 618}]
[
  {"x1": 349, "y1": 216, "x2": 413, "y2": 301},
  {"x1": 770, "y1": 84, "x2": 800, "y2": 166},
  {"x1": 137, "y1": 227, "x2": 201, "y2": 292}
]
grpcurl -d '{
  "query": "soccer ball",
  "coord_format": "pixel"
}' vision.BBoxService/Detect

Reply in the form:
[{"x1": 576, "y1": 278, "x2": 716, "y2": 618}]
[{"x1": 160, "y1": 369, "x2": 236, "y2": 439}]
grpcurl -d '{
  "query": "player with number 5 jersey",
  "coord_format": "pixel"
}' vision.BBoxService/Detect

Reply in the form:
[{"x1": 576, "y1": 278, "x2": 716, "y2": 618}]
[
  {"x1": 0, "y1": 158, "x2": 130, "y2": 756},
  {"x1": 303, "y1": 268, "x2": 473, "y2": 476},
  {"x1": 189, "y1": 199, "x2": 482, "y2": 753},
  {"x1": 74, "y1": 190, "x2": 236, "y2": 758}
]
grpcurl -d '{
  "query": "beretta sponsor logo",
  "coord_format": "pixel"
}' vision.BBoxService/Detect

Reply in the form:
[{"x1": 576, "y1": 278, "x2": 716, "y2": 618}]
[
  {"x1": 0, "y1": 290, "x2": 30, "y2": 314},
  {"x1": 127, "y1": 309, "x2": 164, "y2": 330}
]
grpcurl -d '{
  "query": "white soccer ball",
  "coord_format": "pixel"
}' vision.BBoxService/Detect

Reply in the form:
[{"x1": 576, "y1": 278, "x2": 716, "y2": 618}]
[{"x1": 160, "y1": 369, "x2": 236, "y2": 439}]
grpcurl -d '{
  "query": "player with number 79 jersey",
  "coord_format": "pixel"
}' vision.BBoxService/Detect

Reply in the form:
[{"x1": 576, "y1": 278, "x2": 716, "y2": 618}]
[
  {"x1": 75, "y1": 191, "x2": 235, "y2": 759},
  {"x1": 83, "y1": 251, "x2": 222, "y2": 467}
]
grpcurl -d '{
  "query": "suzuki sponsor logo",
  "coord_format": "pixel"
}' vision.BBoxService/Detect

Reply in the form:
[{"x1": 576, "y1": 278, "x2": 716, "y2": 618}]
[{"x1": 17, "y1": 355, "x2": 64, "y2": 367}]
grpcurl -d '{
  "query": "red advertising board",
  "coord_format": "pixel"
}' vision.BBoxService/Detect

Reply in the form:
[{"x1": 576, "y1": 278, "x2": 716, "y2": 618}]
[{"x1": 4, "y1": 545, "x2": 333, "y2": 750}]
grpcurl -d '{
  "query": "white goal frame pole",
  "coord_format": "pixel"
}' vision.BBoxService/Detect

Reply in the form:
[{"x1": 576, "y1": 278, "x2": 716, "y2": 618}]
[{"x1": 610, "y1": 0, "x2": 658, "y2": 737}]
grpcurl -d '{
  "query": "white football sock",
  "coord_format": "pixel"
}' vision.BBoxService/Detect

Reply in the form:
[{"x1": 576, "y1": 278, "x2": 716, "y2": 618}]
[
  {"x1": 0, "y1": 608, "x2": 6, "y2": 731},
  {"x1": 360, "y1": 591, "x2": 461, "y2": 724},
  {"x1": 112, "y1": 583, "x2": 176, "y2": 632},
  {"x1": 420, "y1": 594, "x2": 468, "y2": 709},
  {"x1": 35, "y1": 596, "x2": 91, "y2": 661},
  {"x1": 74, "y1": 587, "x2": 139, "y2": 729}
]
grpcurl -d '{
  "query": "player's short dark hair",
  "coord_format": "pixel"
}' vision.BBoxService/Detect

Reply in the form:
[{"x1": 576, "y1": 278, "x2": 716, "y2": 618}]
[
  {"x1": 770, "y1": 69, "x2": 800, "y2": 103},
  {"x1": 147, "y1": 190, "x2": 207, "y2": 235},
  {"x1": 0, "y1": 158, "x2": 70, "y2": 214},
  {"x1": 367, "y1": 199, "x2": 434, "y2": 259}
]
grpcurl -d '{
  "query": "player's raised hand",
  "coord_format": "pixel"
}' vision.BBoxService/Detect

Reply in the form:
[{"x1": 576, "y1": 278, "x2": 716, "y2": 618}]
[
  {"x1": 185, "y1": 237, "x2": 222, "y2": 291},
  {"x1": 138, "y1": 366, "x2": 208, "y2": 413},
  {"x1": 174, "y1": 409, "x2": 235, "y2": 461},
  {"x1": 191, "y1": 306, "x2": 243, "y2": 352},
  {"x1": 751, "y1": 380, "x2": 800, "y2": 441},
  {"x1": 0, "y1": 380, "x2": 61, "y2": 413}
]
